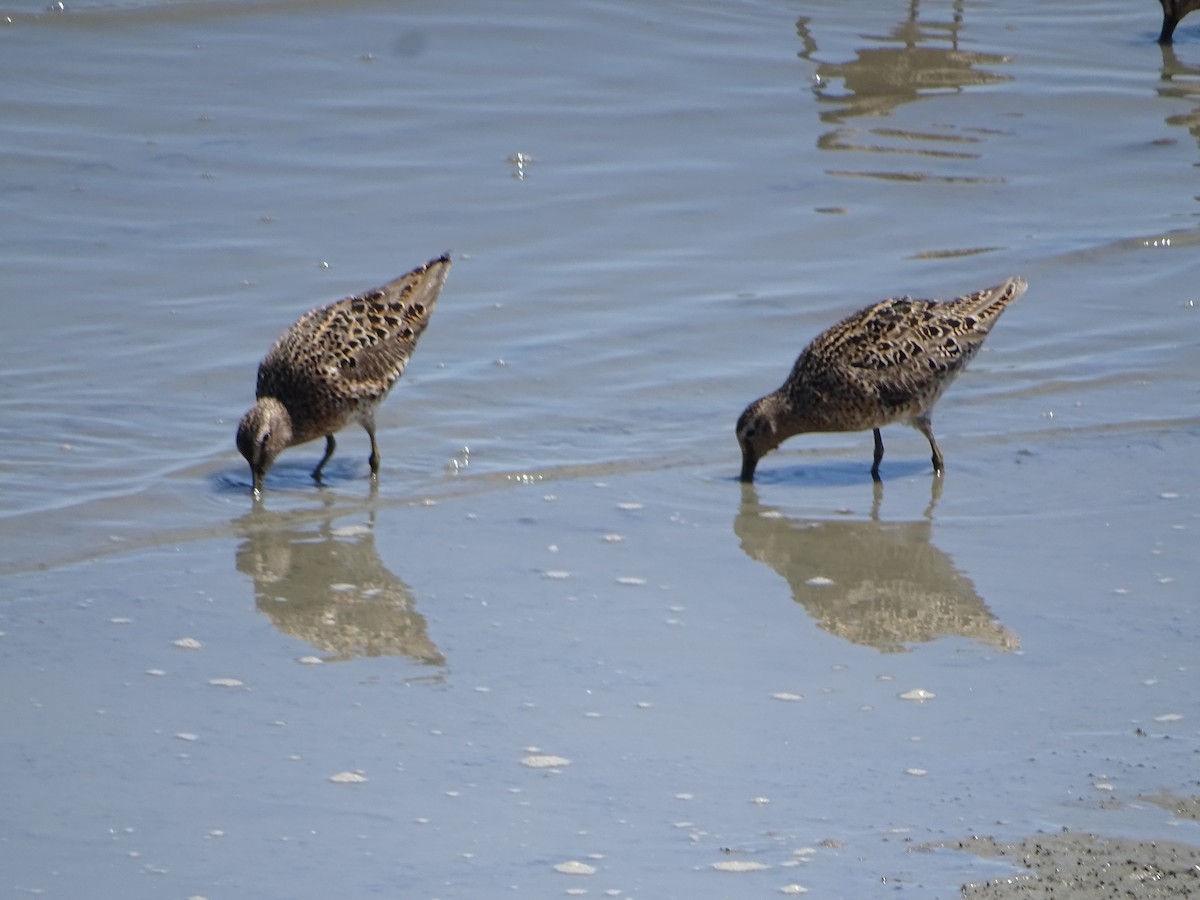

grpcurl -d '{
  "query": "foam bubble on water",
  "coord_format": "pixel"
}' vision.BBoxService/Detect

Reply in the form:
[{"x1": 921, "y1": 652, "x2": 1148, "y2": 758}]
[
  {"x1": 329, "y1": 771, "x2": 368, "y2": 784},
  {"x1": 712, "y1": 860, "x2": 768, "y2": 872},
  {"x1": 173, "y1": 637, "x2": 203, "y2": 649},
  {"x1": 898, "y1": 689, "x2": 935, "y2": 701},
  {"x1": 208, "y1": 678, "x2": 244, "y2": 688},
  {"x1": 521, "y1": 755, "x2": 570, "y2": 768},
  {"x1": 553, "y1": 860, "x2": 596, "y2": 875}
]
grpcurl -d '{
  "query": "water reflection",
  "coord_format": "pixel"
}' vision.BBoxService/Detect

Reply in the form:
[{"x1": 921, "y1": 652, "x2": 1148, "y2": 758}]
[
  {"x1": 1158, "y1": 44, "x2": 1200, "y2": 153},
  {"x1": 233, "y1": 503, "x2": 445, "y2": 666},
  {"x1": 796, "y1": 1, "x2": 1012, "y2": 167},
  {"x1": 734, "y1": 483, "x2": 1017, "y2": 653}
]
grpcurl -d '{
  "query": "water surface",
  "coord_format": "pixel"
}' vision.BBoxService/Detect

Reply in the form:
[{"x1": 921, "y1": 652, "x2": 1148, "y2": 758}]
[{"x1": 2, "y1": 1, "x2": 1197, "y2": 897}]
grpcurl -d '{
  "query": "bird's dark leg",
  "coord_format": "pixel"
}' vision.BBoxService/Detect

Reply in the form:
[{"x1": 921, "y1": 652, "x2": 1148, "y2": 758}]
[
  {"x1": 312, "y1": 434, "x2": 337, "y2": 482},
  {"x1": 870, "y1": 428, "x2": 885, "y2": 481},
  {"x1": 363, "y1": 420, "x2": 381, "y2": 477},
  {"x1": 1160, "y1": 0, "x2": 1180, "y2": 43},
  {"x1": 913, "y1": 415, "x2": 944, "y2": 476},
  {"x1": 1159, "y1": 0, "x2": 1200, "y2": 44}
]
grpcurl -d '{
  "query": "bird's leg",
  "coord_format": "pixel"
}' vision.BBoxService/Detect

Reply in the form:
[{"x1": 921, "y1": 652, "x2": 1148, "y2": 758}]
[
  {"x1": 870, "y1": 428, "x2": 884, "y2": 481},
  {"x1": 1159, "y1": 0, "x2": 1181, "y2": 43},
  {"x1": 913, "y1": 415, "x2": 944, "y2": 476},
  {"x1": 364, "y1": 420, "x2": 381, "y2": 478},
  {"x1": 312, "y1": 434, "x2": 337, "y2": 482}
]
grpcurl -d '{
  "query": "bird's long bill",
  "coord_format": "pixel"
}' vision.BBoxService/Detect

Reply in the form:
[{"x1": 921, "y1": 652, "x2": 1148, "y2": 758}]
[
  {"x1": 739, "y1": 451, "x2": 758, "y2": 483},
  {"x1": 251, "y1": 467, "x2": 265, "y2": 496}
]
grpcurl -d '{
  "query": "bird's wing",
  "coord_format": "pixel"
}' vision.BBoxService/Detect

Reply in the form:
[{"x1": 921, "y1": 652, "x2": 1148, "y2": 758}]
[
  {"x1": 796, "y1": 277, "x2": 1024, "y2": 408},
  {"x1": 336, "y1": 253, "x2": 452, "y2": 384},
  {"x1": 262, "y1": 253, "x2": 452, "y2": 398}
]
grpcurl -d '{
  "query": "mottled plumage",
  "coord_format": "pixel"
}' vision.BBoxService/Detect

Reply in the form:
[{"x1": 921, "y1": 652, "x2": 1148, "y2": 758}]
[
  {"x1": 237, "y1": 253, "x2": 451, "y2": 494},
  {"x1": 1159, "y1": 0, "x2": 1200, "y2": 43},
  {"x1": 737, "y1": 276, "x2": 1026, "y2": 482}
]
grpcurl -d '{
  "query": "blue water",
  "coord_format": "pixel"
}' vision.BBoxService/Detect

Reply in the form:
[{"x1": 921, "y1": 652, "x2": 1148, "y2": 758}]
[{"x1": 2, "y1": 1, "x2": 1198, "y2": 897}]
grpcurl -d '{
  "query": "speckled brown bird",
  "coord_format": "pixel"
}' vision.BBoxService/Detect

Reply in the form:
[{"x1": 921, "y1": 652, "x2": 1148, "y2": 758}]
[
  {"x1": 236, "y1": 253, "x2": 451, "y2": 494},
  {"x1": 736, "y1": 276, "x2": 1026, "y2": 483},
  {"x1": 1159, "y1": 0, "x2": 1200, "y2": 43}
]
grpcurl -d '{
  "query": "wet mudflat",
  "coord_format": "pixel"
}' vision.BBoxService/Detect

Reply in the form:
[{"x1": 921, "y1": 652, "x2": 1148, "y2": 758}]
[{"x1": 2, "y1": 0, "x2": 1198, "y2": 897}]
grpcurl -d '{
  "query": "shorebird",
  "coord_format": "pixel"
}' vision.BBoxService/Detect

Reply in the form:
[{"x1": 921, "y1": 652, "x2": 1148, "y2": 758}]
[
  {"x1": 736, "y1": 276, "x2": 1026, "y2": 483},
  {"x1": 236, "y1": 253, "x2": 451, "y2": 494},
  {"x1": 1159, "y1": 0, "x2": 1200, "y2": 43}
]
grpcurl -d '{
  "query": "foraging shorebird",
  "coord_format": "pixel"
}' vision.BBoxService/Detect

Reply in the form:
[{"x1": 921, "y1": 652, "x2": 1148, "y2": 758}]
[
  {"x1": 236, "y1": 253, "x2": 451, "y2": 494},
  {"x1": 736, "y1": 276, "x2": 1026, "y2": 483}
]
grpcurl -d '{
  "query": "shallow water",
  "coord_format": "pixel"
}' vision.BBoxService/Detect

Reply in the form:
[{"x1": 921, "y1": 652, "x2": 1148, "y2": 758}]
[{"x1": 2, "y1": 0, "x2": 1198, "y2": 897}]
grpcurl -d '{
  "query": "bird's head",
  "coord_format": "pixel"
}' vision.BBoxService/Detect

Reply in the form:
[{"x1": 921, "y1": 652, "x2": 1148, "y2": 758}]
[
  {"x1": 236, "y1": 398, "x2": 293, "y2": 495},
  {"x1": 736, "y1": 395, "x2": 787, "y2": 483}
]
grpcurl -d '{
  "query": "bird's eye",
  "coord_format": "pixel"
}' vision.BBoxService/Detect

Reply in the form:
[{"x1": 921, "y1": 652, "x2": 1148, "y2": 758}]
[{"x1": 260, "y1": 432, "x2": 270, "y2": 447}]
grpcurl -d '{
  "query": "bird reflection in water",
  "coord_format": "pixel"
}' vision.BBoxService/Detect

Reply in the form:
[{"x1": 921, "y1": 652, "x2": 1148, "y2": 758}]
[
  {"x1": 734, "y1": 481, "x2": 1017, "y2": 653},
  {"x1": 796, "y1": 2, "x2": 1013, "y2": 169},
  {"x1": 1158, "y1": 43, "x2": 1200, "y2": 159},
  {"x1": 234, "y1": 503, "x2": 444, "y2": 667}
]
